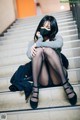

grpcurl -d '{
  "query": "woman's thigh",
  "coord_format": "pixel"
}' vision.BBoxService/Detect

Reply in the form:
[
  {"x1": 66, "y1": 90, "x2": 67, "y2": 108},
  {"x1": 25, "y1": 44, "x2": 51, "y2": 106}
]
[
  {"x1": 39, "y1": 60, "x2": 61, "y2": 87},
  {"x1": 39, "y1": 61, "x2": 49, "y2": 86},
  {"x1": 48, "y1": 63, "x2": 62, "y2": 85},
  {"x1": 43, "y1": 47, "x2": 62, "y2": 85}
]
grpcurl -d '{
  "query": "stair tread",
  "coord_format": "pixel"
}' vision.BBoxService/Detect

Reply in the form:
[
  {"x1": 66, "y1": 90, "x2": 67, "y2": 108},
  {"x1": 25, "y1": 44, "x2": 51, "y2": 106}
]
[
  {"x1": 0, "y1": 39, "x2": 80, "y2": 51},
  {"x1": 0, "y1": 33, "x2": 78, "y2": 41},
  {"x1": 0, "y1": 106, "x2": 80, "y2": 120},
  {"x1": 4, "y1": 28, "x2": 78, "y2": 37},
  {"x1": 7, "y1": 24, "x2": 77, "y2": 33},
  {"x1": 0, "y1": 47, "x2": 80, "y2": 59},
  {"x1": 0, "y1": 55, "x2": 80, "y2": 69},
  {"x1": 0, "y1": 84, "x2": 80, "y2": 112}
]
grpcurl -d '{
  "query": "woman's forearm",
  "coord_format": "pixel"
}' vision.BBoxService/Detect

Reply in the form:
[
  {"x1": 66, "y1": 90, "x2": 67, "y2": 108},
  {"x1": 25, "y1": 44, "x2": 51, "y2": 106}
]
[{"x1": 36, "y1": 35, "x2": 63, "y2": 49}]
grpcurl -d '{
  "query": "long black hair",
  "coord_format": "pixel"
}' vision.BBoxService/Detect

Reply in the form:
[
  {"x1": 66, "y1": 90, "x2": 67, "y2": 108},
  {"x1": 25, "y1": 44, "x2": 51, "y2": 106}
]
[{"x1": 34, "y1": 15, "x2": 58, "y2": 42}]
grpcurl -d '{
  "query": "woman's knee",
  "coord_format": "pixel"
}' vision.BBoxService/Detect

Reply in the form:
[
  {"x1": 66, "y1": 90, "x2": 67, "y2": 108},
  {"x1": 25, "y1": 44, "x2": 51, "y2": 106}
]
[
  {"x1": 43, "y1": 48, "x2": 56, "y2": 56},
  {"x1": 36, "y1": 48, "x2": 43, "y2": 57}
]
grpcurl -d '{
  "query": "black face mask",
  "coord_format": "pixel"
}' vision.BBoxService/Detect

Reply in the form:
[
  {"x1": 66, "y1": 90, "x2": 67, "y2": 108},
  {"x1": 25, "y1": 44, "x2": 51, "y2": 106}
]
[{"x1": 40, "y1": 28, "x2": 51, "y2": 37}]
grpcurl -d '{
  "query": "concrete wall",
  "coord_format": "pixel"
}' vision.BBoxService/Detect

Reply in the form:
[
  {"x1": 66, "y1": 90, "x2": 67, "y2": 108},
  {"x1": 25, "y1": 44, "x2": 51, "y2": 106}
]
[
  {"x1": 37, "y1": 0, "x2": 70, "y2": 13},
  {"x1": 0, "y1": 0, "x2": 16, "y2": 34}
]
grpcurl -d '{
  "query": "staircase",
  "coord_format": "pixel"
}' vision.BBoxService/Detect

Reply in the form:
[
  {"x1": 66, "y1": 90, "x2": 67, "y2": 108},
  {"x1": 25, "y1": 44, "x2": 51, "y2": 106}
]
[{"x1": 0, "y1": 10, "x2": 80, "y2": 120}]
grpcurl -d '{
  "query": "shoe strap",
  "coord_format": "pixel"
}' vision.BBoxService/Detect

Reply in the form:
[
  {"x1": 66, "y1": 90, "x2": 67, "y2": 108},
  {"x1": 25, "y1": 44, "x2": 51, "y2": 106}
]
[
  {"x1": 31, "y1": 95, "x2": 38, "y2": 99},
  {"x1": 33, "y1": 85, "x2": 38, "y2": 88},
  {"x1": 31, "y1": 91, "x2": 39, "y2": 99},
  {"x1": 63, "y1": 81, "x2": 75, "y2": 96},
  {"x1": 63, "y1": 81, "x2": 73, "y2": 89}
]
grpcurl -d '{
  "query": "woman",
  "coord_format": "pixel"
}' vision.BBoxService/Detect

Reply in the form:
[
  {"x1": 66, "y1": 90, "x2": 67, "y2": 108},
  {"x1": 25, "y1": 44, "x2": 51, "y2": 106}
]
[{"x1": 27, "y1": 15, "x2": 77, "y2": 109}]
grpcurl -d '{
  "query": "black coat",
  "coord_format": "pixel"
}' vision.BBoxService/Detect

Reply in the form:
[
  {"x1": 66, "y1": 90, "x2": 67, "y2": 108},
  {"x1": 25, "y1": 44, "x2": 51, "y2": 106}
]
[{"x1": 9, "y1": 62, "x2": 32, "y2": 92}]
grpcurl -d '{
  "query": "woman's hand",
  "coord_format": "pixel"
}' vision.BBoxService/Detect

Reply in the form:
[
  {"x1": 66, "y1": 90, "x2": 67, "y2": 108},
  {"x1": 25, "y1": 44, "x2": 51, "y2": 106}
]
[
  {"x1": 36, "y1": 31, "x2": 41, "y2": 37},
  {"x1": 31, "y1": 43, "x2": 37, "y2": 57}
]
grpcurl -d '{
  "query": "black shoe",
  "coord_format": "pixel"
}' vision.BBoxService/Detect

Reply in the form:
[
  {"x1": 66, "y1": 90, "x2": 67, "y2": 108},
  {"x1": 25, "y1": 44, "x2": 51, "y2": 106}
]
[
  {"x1": 30, "y1": 86, "x2": 39, "y2": 109},
  {"x1": 63, "y1": 81, "x2": 77, "y2": 105}
]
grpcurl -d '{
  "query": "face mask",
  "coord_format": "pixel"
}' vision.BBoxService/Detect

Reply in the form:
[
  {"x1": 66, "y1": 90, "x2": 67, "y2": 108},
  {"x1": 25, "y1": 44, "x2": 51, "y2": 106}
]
[{"x1": 40, "y1": 28, "x2": 51, "y2": 37}]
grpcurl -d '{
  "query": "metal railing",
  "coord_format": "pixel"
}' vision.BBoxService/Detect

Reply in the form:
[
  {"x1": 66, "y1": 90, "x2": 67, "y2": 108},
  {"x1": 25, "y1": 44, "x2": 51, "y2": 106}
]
[{"x1": 69, "y1": 0, "x2": 80, "y2": 38}]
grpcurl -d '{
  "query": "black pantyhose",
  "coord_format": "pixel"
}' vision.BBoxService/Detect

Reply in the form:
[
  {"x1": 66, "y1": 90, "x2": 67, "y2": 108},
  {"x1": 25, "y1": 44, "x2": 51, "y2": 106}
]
[
  {"x1": 43, "y1": 48, "x2": 77, "y2": 104},
  {"x1": 30, "y1": 48, "x2": 43, "y2": 103}
]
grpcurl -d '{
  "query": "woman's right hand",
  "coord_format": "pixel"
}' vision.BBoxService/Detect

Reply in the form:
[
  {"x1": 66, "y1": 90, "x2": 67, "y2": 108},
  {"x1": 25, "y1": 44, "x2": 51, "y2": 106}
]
[
  {"x1": 31, "y1": 43, "x2": 37, "y2": 57},
  {"x1": 36, "y1": 31, "x2": 41, "y2": 37}
]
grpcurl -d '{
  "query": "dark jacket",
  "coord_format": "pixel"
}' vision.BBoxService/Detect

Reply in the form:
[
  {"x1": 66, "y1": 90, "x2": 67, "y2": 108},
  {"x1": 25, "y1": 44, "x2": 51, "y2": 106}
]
[{"x1": 9, "y1": 62, "x2": 32, "y2": 92}]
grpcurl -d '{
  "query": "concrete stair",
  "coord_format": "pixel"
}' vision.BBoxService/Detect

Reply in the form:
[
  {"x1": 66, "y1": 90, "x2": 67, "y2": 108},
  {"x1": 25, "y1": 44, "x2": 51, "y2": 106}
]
[
  {"x1": 0, "y1": 84, "x2": 80, "y2": 112},
  {"x1": 0, "y1": 10, "x2": 80, "y2": 120}
]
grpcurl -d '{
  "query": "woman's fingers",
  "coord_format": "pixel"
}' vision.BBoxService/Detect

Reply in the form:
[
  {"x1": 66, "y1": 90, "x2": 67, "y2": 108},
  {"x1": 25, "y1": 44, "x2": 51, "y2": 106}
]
[
  {"x1": 32, "y1": 48, "x2": 36, "y2": 56},
  {"x1": 31, "y1": 47, "x2": 37, "y2": 57},
  {"x1": 33, "y1": 47, "x2": 37, "y2": 52},
  {"x1": 32, "y1": 51, "x2": 36, "y2": 57}
]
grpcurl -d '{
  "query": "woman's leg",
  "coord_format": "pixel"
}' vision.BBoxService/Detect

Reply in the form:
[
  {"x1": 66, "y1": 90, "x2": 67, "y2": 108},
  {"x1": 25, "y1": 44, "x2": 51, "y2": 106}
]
[
  {"x1": 32, "y1": 48, "x2": 43, "y2": 86},
  {"x1": 39, "y1": 60, "x2": 61, "y2": 87},
  {"x1": 43, "y1": 48, "x2": 77, "y2": 105},
  {"x1": 30, "y1": 48, "x2": 44, "y2": 109},
  {"x1": 39, "y1": 61, "x2": 49, "y2": 86},
  {"x1": 45, "y1": 59, "x2": 68, "y2": 85},
  {"x1": 47, "y1": 62, "x2": 61, "y2": 85}
]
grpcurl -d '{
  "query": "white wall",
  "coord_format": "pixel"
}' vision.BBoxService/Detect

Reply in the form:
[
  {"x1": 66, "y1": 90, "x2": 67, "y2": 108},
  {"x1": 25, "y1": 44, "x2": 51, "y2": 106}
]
[
  {"x1": 37, "y1": 0, "x2": 70, "y2": 14},
  {"x1": 0, "y1": 0, "x2": 16, "y2": 34}
]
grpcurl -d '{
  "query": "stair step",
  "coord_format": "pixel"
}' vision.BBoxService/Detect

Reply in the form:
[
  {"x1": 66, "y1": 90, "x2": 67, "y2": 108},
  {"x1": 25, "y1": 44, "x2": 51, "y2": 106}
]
[
  {"x1": 7, "y1": 24, "x2": 77, "y2": 34},
  {"x1": 10, "y1": 21, "x2": 76, "y2": 29},
  {"x1": 63, "y1": 34, "x2": 78, "y2": 40},
  {"x1": 62, "y1": 47, "x2": 80, "y2": 57},
  {"x1": 0, "y1": 55, "x2": 80, "y2": 78},
  {"x1": 14, "y1": 18, "x2": 74, "y2": 26},
  {"x1": 17, "y1": 11, "x2": 73, "y2": 22},
  {"x1": 60, "y1": 29, "x2": 78, "y2": 36},
  {"x1": 17, "y1": 14, "x2": 73, "y2": 22},
  {"x1": 8, "y1": 24, "x2": 77, "y2": 33},
  {"x1": 4, "y1": 28, "x2": 78, "y2": 37},
  {"x1": 0, "y1": 106, "x2": 79, "y2": 120},
  {"x1": 9, "y1": 27, "x2": 76, "y2": 36},
  {"x1": 0, "y1": 41, "x2": 29, "y2": 51},
  {"x1": 63, "y1": 40, "x2": 80, "y2": 49},
  {"x1": 0, "y1": 55, "x2": 29, "y2": 66},
  {"x1": 68, "y1": 56, "x2": 80, "y2": 69},
  {"x1": 0, "y1": 84, "x2": 80, "y2": 112},
  {"x1": 0, "y1": 46, "x2": 79, "y2": 58},
  {"x1": 0, "y1": 33, "x2": 78, "y2": 42},
  {"x1": 15, "y1": 16, "x2": 73, "y2": 25},
  {"x1": 0, "y1": 50, "x2": 80, "y2": 69},
  {"x1": 0, "y1": 39, "x2": 80, "y2": 50},
  {"x1": 0, "y1": 67, "x2": 80, "y2": 92},
  {"x1": 17, "y1": 14, "x2": 72, "y2": 22},
  {"x1": 11, "y1": 21, "x2": 76, "y2": 29}
]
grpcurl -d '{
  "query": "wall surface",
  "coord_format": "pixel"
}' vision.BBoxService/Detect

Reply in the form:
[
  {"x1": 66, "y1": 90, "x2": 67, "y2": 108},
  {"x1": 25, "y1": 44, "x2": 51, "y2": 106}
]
[
  {"x1": 37, "y1": 0, "x2": 70, "y2": 14},
  {"x1": 0, "y1": 0, "x2": 16, "y2": 34}
]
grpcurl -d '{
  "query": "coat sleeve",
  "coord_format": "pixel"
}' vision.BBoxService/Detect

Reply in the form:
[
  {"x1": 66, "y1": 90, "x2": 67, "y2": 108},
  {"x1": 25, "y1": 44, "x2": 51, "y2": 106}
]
[
  {"x1": 26, "y1": 41, "x2": 34, "y2": 60},
  {"x1": 36, "y1": 34, "x2": 63, "y2": 49},
  {"x1": 26, "y1": 36, "x2": 43, "y2": 59}
]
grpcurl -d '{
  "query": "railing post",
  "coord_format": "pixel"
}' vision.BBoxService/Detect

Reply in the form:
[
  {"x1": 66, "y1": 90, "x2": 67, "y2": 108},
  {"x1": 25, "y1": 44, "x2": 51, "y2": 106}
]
[{"x1": 69, "y1": 0, "x2": 80, "y2": 39}]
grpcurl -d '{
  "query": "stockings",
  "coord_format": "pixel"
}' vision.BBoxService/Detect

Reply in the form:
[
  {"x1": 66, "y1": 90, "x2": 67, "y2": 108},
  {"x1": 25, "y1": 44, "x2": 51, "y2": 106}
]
[
  {"x1": 43, "y1": 48, "x2": 75, "y2": 98},
  {"x1": 32, "y1": 48, "x2": 43, "y2": 87}
]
